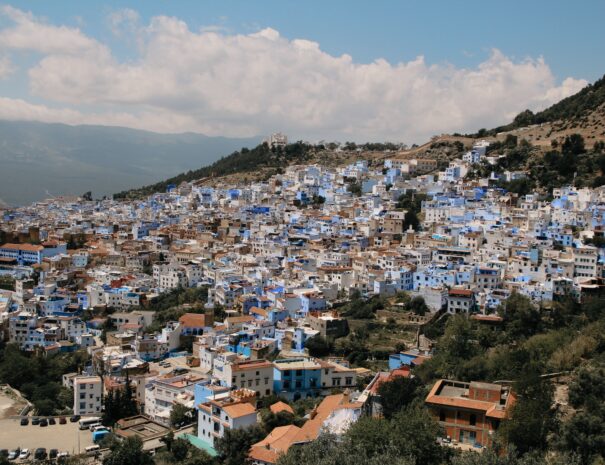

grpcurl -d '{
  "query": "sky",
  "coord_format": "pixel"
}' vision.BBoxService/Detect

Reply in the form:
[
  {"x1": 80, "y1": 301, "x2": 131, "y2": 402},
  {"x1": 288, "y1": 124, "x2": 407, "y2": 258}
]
[{"x1": 0, "y1": 0, "x2": 603, "y2": 143}]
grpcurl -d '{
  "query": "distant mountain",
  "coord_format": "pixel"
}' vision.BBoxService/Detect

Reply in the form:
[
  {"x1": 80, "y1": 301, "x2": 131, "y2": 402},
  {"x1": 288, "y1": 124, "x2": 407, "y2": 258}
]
[{"x1": 0, "y1": 121, "x2": 259, "y2": 206}]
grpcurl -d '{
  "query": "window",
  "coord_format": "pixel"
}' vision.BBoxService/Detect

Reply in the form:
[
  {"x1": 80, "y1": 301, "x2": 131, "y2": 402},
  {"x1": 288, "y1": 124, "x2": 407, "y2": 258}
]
[
  {"x1": 439, "y1": 410, "x2": 446, "y2": 422},
  {"x1": 266, "y1": 389, "x2": 270, "y2": 396},
  {"x1": 296, "y1": 370, "x2": 303, "y2": 376},
  {"x1": 469, "y1": 414, "x2": 476, "y2": 426},
  {"x1": 284, "y1": 381, "x2": 290, "y2": 389},
  {"x1": 295, "y1": 381, "x2": 302, "y2": 388},
  {"x1": 283, "y1": 370, "x2": 291, "y2": 377}
]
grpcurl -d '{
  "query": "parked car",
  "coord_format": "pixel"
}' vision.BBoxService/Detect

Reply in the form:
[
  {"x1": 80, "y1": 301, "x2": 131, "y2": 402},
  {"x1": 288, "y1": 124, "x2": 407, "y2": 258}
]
[
  {"x1": 31, "y1": 417, "x2": 40, "y2": 425},
  {"x1": 84, "y1": 445, "x2": 100, "y2": 456},
  {"x1": 49, "y1": 449, "x2": 58, "y2": 459},
  {"x1": 7, "y1": 448, "x2": 20, "y2": 460},
  {"x1": 39, "y1": 418, "x2": 48, "y2": 427},
  {"x1": 20, "y1": 417, "x2": 28, "y2": 426},
  {"x1": 88, "y1": 422, "x2": 103, "y2": 431},
  {"x1": 48, "y1": 417, "x2": 56, "y2": 425},
  {"x1": 34, "y1": 448, "x2": 47, "y2": 460},
  {"x1": 59, "y1": 417, "x2": 67, "y2": 424},
  {"x1": 18, "y1": 449, "x2": 30, "y2": 460},
  {"x1": 70, "y1": 415, "x2": 80, "y2": 423}
]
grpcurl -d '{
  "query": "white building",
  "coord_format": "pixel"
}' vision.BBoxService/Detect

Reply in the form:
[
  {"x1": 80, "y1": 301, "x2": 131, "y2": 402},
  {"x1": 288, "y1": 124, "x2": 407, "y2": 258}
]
[
  {"x1": 73, "y1": 375, "x2": 103, "y2": 416},
  {"x1": 197, "y1": 389, "x2": 258, "y2": 448}
]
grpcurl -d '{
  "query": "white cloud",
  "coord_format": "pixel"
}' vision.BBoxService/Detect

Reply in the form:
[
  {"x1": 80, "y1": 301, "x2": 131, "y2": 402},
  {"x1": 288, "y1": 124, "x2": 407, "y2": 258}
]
[
  {"x1": 0, "y1": 6, "x2": 589, "y2": 142},
  {"x1": 0, "y1": 55, "x2": 15, "y2": 78},
  {"x1": 0, "y1": 5, "x2": 107, "y2": 56}
]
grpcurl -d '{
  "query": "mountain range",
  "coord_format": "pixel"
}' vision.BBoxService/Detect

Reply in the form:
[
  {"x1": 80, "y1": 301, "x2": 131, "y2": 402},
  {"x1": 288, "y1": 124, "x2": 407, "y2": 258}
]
[{"x1": 0, "y1": 121, "x2": 258, "y2": 207}]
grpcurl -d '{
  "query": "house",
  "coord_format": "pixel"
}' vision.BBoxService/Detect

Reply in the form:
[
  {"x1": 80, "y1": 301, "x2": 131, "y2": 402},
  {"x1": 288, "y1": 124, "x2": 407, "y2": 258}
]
[
  {"x1": 388, "y1": 349, "x2": 432, "y2": 370},
  {"x1": 272, "y1": 358, "x2": 357, "y2": 400},
  {"x1": 446, "y1": 288, "x2": 475, "y2": 314},
  {"x1": 73, "y1": 375, "x2": 103, "y2": 416},
  {"x1": 214, "y1": 359, "x2": 274, "y2": 398},
  {"x1": 179, "y1": 312, "x2": 213, "y2": 336},
  {"x1": 359, "y1": 367, "x2": 411, "y2": 417},
  {"x1": 0, "y1": 242, "x2": 66, "y2": 265},
  {"x1": 109, "y1": 311, "x2": 154, "y2": 332},
  {"x1": 197, "y1": 388, "x2": 259, "y2": 450},
  {"x1": 272, "y1": 358, "x2": 322, "y2": 400},
  {"x1": 144, "y1": 373, "x2": 203, "y2": 425},
  {"x1": 305, "y1": 311, "x2": 349, "y2": 339},
  {"x1": 249, "y1": 393, "x2": 363, "y2": 465},
  {"x1": 425, "y1": 379, "x2": 516, "y2": 448}
]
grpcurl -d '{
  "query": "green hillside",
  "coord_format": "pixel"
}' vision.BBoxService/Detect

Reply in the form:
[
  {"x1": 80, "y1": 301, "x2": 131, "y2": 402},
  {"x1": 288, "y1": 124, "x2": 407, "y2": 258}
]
[
  {"x1": 113, "y1": 141, "x2": 317, "y2": 200},
  {"x1": 490, "y1": 73, "x2": 605, "y2": 134}
]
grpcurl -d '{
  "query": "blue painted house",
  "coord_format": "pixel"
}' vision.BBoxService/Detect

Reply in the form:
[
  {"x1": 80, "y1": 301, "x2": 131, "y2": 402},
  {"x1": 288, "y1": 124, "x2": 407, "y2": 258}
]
[{"x1": 273, "y1": 358, "x2": 322, "y2": 400}]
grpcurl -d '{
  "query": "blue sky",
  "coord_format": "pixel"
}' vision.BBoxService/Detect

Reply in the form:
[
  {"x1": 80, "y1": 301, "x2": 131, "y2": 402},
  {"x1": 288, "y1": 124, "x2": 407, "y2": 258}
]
[{"x1": 0, "y1": 1, "x2": 603, "y2": 142}]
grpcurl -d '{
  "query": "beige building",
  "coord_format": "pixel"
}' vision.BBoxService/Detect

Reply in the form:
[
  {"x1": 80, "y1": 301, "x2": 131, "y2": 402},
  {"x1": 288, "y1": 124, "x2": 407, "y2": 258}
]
[{"x1": 74, "y1": 375, "x2": 103, "y2": 416}]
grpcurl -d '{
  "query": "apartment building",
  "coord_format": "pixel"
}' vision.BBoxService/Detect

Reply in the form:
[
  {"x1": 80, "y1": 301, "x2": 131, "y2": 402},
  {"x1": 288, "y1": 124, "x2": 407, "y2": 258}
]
[
  {"x1": 197, "y1": 388, "x2": 258, "y2": 449},
  {"x1": 214, "y1": 359, "x2": 274, "y2": 397},
  {"x1": 73, "y1": 375, "x2": 103, "y2": 416},
  {"x1": 425, "y1": 379, "x2": 515, "y2": 447}
]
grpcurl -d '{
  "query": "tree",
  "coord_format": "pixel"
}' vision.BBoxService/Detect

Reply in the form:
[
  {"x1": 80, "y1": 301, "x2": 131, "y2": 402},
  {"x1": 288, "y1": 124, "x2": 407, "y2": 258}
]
[
  {"x1": 184, "y1": 449, "x2": 215, "y2": 465},
  {"x1": 376, "y1": 376, "x2": 422, "y2": 419},
  {"x1": 561, "y1": 362, "x2": 605, "y2": 464},
  {"x1": 568, "y1": 362, "x2": 605, "y2": 409},
  {"x1": 161, "y1": 431, "x2": 175, "y2": 451},
  {"x1": 305, "y1": 335, "x2": 333, "y2": 358},
  {"x1": 171, "y1": 438, "x2": 190, "y2": 461},
  {"x1": 102, "y1": 377, "x2": 138, "y2": 426},
  {"x1": 122, "y1": 374, "x2": 138, "y2": 417},
  {"x1": 347, "y1": 180, "x2": 362, "y2": 197},
  {"x1": 278, "y1": 432, "x2": 414, "y2": 465},
  {"x1": 499, "y1": 373, "x2": 555, "y2": 454},
  {"x1": 500, "y1": 294, "x2": 542, "y2": 340},
  {"x1": 513, "y1": 109, "x2": 535, "y2": 127},
  {"x1": 404, "y1": 210, "x2": 420, "y2": 231},
  {"x1": 560, "y1": 406, "x2": 605, "y2": 465},
  {"x1": 103, "y1": 437, "x2": 153, "y2": 465},
  {"x1": 214, "y1": 425, "x2": 265, "y2": 465},
  {"x1": 562, "y1": 134, "x2": 586, "y2": 156},
  {"x1": 170, "y1": 403, "x2": 194, "y2": 428},
  {"x1": 409, "y1": 296, "x2": 428, "y2": 316},
  {"x1": 260, "y1": 410, "x2": 300, "y2": 433}
]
